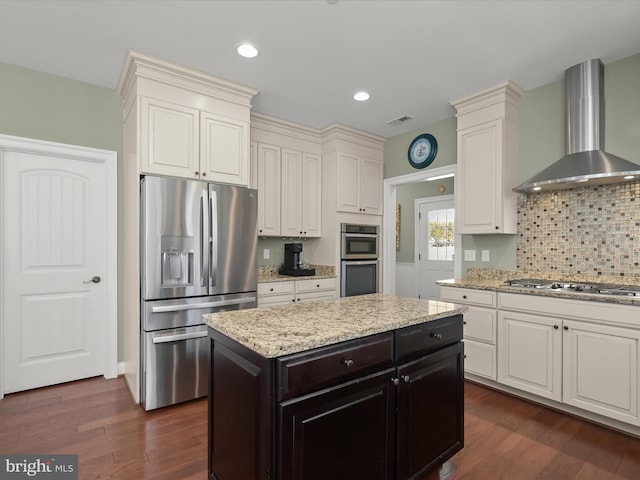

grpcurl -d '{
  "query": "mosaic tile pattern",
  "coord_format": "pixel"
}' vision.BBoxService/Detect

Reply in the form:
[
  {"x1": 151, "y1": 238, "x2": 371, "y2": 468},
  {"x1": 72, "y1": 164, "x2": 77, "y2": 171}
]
[{"x1": 517, "y1": 181, "x2": 640, "y2": 277}]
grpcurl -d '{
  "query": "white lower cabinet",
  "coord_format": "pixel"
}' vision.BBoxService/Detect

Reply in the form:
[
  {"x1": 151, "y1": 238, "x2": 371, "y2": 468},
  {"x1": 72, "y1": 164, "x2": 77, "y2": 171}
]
[
  {"x1": 258, "y1": 278, "x2": 336, "y2": 307},
  {"x1": 563, "y1": 319, "x2": 640, "y2": 425},
  {"x1": 497, "y1": 310, "x2": 562, "y2": 401},
  {"x1": 440, "y1": 287, "x2": 497, "y2": 380}
]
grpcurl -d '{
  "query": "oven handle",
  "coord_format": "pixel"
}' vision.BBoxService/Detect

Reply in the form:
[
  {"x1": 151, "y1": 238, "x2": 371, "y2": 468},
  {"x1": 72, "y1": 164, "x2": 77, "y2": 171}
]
[
  {"x1": 151, "y1": 296, "x2": 256, "y2": 313},
  {"x1": 343, "y1": 233, "x2": 379, "y2": 238},
  {"x1": 152, "y1": 330, "x2": 208, "y2": 344},
  {"x1": 342, "y1": 260, "x2": 379, "y2": 265}
]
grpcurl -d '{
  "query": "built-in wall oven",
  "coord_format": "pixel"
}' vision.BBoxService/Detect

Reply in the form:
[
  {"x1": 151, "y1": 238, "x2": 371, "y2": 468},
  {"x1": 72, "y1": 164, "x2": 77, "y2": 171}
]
[{"x1": 340, "y1": 224, "x2": 379, "y2": 297}]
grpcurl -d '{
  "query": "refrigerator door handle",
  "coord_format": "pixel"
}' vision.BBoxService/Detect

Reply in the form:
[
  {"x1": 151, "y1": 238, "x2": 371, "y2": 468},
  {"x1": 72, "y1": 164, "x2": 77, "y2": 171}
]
[
  {"x1": 209, "y1": 189, "x2": 218, "y2": 288},
  {"x1": 150, "y1": 297, "x2": 257, "y2": 313},
  {"x1": 200, "y1": 189, "x2": 209, "y2": 288},
  {"x1": 152, "y1": 330, "x2": 208, "y2": 344}
]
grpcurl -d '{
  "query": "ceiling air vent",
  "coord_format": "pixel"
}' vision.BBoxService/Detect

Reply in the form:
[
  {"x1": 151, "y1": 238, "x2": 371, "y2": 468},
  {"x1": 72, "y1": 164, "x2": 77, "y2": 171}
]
[{"x1": 385, "y1": 115, "x2": 413, "y2": 126}]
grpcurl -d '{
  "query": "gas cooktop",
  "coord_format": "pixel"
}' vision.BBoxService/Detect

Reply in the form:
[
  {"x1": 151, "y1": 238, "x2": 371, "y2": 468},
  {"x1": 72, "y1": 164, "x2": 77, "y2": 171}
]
[{"x1": 506, "y1": 279, "x2": 640, "y2": 297}]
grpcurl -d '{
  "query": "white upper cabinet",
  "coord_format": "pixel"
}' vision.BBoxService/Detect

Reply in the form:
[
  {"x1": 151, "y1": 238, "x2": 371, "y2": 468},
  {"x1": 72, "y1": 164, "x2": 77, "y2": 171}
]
[
  {"x1": 451, "y1": 81, "x2": 524, "y2": 234},
  {"x1": 119, "y1": 50, "x2": 256, "y2": 186},
  {"x1": 257, "y1": 143, "x2": 281, "y2": 236},
  {"x1": 336, "y1": 153, "x2": 383, "y2": 215},
  {"x1": 200, "y1": 111, "x2": 249, "y2": 185},
  {"x1": 251, "y1": 113, "x2": 323, "y2": 238}
]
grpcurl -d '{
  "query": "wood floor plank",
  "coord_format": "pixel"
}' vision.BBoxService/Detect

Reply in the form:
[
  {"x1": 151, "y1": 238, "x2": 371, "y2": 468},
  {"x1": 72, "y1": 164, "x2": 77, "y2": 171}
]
[{"x1": 2, "y1": 376, "x2": 640, "y2": 479}]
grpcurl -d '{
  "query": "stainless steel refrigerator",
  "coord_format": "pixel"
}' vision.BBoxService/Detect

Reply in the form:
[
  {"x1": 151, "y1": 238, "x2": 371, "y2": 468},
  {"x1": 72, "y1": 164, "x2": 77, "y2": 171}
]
[{"x1": 140, "y1": 175, "x2": 257, "y2": 410}]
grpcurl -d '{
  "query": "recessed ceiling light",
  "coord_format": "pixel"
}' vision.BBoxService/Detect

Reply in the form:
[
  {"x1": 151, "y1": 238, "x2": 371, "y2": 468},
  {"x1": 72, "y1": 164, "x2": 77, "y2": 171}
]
[
  {"x1": 353, "y1": 91, "x2": 370, "y2": 102},
  {"x1": 237, "y1": 43, "x2": 258, "y2": 58}
]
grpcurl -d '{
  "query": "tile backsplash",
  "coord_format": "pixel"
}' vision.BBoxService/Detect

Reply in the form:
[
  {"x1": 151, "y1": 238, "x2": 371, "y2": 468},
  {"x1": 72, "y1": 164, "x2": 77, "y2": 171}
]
[{"x1": 517, "y1": 181, "x2": 640, "y2": 277}]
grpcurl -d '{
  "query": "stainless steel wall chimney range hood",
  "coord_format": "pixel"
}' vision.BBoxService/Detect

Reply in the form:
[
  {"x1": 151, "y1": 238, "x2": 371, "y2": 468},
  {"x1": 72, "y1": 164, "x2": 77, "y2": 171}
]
[{"x1": 514, "y1": 59, "x2": 640, "y2": 193}]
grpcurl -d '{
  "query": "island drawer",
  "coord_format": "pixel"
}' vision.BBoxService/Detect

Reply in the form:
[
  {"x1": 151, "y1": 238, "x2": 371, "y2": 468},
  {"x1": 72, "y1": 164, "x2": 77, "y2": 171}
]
[
  {"x1": 276, "y1": 332, "x2": 394, "y2": 401},
  {"x1": 395, "y1": 314, "x2": 463, "y2": 363}
]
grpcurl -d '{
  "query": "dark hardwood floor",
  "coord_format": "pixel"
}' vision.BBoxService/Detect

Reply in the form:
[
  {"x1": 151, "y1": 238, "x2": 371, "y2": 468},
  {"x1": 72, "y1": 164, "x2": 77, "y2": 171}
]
[{"x1": 1, "y1": 376, "x2": 640, "y2": 479}]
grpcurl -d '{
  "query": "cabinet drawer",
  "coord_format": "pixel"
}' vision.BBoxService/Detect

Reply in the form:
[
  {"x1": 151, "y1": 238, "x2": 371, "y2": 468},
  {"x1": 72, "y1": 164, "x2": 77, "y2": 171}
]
[
  {"x1": 276, "y1": 332, "x2": 394, "y2": 401},
  {"x1": 440, "y1": 286, "x2": 496, "y2": 308},
  {"x1": 464, "y1": 340, "x2": 496, "y2": 380},
  {"x1": 463, "y1": 306, "x2": 497, "y2": 344},
  {"x1": 295, "y1": 277, "x2": 336, "y2": 293},
  {"x1": 258, "y1": 281, "x2": 295, "y2": 296},
  {"x1": 258, "y1": 295, "x2": 294, "y2": 307},
  {"x1": 395, "y1": 314, "x2": 463, "y2": 363}
]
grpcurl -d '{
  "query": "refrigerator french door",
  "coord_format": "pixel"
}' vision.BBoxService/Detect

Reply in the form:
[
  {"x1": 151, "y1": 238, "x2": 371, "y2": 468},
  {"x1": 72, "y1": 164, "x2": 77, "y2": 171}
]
[{"x1": 140, "y1": 175, "x2": 257, "y2": 410}]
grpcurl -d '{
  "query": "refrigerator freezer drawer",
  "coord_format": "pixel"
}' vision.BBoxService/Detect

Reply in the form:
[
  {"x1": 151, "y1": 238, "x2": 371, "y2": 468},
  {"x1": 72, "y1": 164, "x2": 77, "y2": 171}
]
[{"x1": 143, "y1": 325, "x2": 209, "y2": 411}]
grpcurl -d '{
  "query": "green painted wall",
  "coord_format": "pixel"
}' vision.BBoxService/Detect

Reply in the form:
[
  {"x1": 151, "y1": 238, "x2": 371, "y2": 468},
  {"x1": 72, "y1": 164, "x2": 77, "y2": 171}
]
[
  {"x1": 0, "y1": 61, "x2": 124, "y2": 359},
  {"x1": 384, "y1": 52, "x2": 640, "y2": 276}
]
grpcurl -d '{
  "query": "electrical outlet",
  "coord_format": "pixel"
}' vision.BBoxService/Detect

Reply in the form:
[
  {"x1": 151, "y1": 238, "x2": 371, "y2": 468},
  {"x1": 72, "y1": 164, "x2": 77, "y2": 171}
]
[
  {"x1": 482, "y1": 250, "x2": 490, "y2": 262},
  {"x1": 263, "y1": 248, "x2": 270, "y2": 260},
  {"x1": 464, "y1": 250, "x2": 476, "y2": 262}
]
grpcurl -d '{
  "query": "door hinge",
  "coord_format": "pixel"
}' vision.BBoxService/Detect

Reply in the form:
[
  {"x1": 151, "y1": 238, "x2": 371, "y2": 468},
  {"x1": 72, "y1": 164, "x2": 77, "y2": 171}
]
[
  {"x1": 418, "y1": 212, "x2": 421, "y2": 219},
  {"x1": 418, "y1": 253, "x2": 421, "y2": 260}
]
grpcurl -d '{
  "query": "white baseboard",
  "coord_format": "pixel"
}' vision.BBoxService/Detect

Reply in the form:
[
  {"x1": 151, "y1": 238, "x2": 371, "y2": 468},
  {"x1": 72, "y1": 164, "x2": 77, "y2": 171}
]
[{"x1": 117, "y1": 362, "x2": 126, "y2": 376}]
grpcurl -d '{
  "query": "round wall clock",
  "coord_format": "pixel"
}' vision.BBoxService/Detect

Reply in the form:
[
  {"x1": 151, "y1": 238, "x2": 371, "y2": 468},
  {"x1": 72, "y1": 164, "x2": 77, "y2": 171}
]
[{"x1": 408, "y1": 133, "x2": 438, "y2": 169}]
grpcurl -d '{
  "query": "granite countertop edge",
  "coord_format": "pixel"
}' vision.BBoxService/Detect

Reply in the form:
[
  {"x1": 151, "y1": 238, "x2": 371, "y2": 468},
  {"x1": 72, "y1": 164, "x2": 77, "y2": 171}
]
[
  {"x1": 437, "y1": 269, "x2": 640, "y2": 306},
  {"x1": 205, "y1": 293, "x2": 467, "y2": 358}
]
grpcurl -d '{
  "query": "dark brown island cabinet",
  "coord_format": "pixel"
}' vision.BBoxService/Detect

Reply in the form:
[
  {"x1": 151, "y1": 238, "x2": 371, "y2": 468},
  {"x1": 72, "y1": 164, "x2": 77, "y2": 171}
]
[{"x1": 208, "y1": 313, "x2": 464, "y2": 480}]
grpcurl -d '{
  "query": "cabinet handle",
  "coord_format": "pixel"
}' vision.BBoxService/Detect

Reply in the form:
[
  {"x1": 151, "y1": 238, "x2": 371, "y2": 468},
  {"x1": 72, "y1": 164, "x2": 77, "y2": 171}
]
[
  {"x1": 316, "y1": 284, "x2": 320, "y2": 288},
  {"x1": 462, "y1": 295, "x2": 467, "y2": 299},
  {"x1": 342, "y1": 359, "x2": 354, "y2": 368},
  {"x1": 463, "y1": 321, "x2": 467, "y2": 325},
  {"x1": 195, "y1": 171, "x2": 199, "y2": 176},
  {"x1": 431, "y1": 332, "x2": 443, "y2": 340},
  {"x1": 202, "y1": 172, "x2": 206, "y2": 177},
  {"x1": 269, "y1": 288, "x2": 274, "y2": 292},
  {"x1": 259, "y1": 229, "x2": 263, "y2": 233},
  {"x1": 495, "y1": 226, "x2": 499, "y2": 230},
  {"x1": 296, "y1": 298, "x2": 301, "y2": 302},
  {"x1": 392, "y1": 378, "x2": 400, "y2": 386},
  {"x1": 402, "y1": 375, "x2": 410, "y2": 383},
  {"x1": 554, "y1": 325, "x2": 559, "y2": 330},
  {"x1": 564, "y1": 325, "x2": 569, "y2": 331},
  {"x1": 300, "y1": 231, "x2": 303, "y2": 234},
  {"x1": 291, "y1": 299, "x2": 295, "y2": 303}
]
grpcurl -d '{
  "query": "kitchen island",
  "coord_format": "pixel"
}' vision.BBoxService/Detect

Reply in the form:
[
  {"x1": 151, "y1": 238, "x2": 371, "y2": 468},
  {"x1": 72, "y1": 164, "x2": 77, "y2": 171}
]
[{"x1": 204, "y1": 293, "x2": 467, "y2": 480}]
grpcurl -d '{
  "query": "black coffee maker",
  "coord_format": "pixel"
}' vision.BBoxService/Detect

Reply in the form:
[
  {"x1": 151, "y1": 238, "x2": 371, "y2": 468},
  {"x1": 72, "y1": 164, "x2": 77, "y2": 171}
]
[{"x1": 279, "y1": 243, "x2": 315, "y2": 276}]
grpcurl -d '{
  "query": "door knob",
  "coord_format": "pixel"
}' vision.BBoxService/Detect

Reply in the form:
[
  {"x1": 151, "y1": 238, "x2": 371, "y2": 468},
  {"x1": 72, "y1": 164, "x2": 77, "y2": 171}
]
[{"x1": 84, "y1": 276, "x2": 101, "y2": 284}]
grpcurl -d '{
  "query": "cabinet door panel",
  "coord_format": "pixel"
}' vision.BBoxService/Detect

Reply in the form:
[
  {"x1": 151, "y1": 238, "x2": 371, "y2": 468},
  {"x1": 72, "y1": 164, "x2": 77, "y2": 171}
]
[
  {"x1": 279, "y1": 369, "x2": 395, "y2": 480},
  {"x1": 141, "y1": 97, "x2": 199, "y2": 178},
  {"x1": 563, "y1": 320, "x2": 640, "y2": 425},
  {"x1": 302, "y1": 153, "x2": 322, "y2": 236},
  {"x1": 498, "y1": 311, "x2": 561, "y2": 401},
  {"x1": 464, "y1": 339, "x2": 496, "y2": 380},
  {"x1": 200, "y1": 112, "x2": 248, "y2": 186},
  {"x1": 361, "y1": 157, "x2": 383, "y2": 215},
  {"x1": 336, "y1": 153, "x2": 360, "y2": 213},
  {"x1": 257, "y1": 143, "x2": 281, "y2": 236},
  {"x1": 396, "y1": 342, "x2": 464, "y2": 480},
  {"x1": 463, "y1": 306, "x2": 496, "y2": 343},
  {"x1": 281, "y1": 148, "x2": 303, "y2": 236},
  {"x1": 456, "y1": 120, "x2": 501, "y2": 233}
]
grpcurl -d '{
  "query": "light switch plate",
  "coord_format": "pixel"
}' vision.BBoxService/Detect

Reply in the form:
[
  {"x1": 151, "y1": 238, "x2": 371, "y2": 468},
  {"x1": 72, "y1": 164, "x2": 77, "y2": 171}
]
[
  {"x1": 263, "y1": 248, "x2": 270, "y2": 260},
  {"x1": 464, "y1": 250, "x2": 476, "y2": 261},
  {"x1": 482, "y1": 250, "x2": 490, "y2": 262}
]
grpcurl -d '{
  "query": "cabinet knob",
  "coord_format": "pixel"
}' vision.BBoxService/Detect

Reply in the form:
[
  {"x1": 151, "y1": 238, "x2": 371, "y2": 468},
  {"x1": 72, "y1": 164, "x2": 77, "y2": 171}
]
[
  {"x1": 195, "y1": 171, "x2": 199, "y2": 176},
  {"x1": 462, "y1": 295, "x2": 467, "y2": 299},
  {"x1": 495, "y1": 226, "x2": 499, "y2": 230},
  {"x1": 431, "y1": 332, "x2": 443, "y2": 340},
  {"x1": 343, "y1": 359, "x2": 354, "y2": 368},
  {"x1": 392, "y1": 378, "x2": 400, "y2": 386},
  {"x1": 269, "y1": 287, "x2": 274, "y2": 292},
  {"x1": 402, "y1": 375, "x2": 410, "y2": 383},
  {"x1": 259, "y1": 229, "x2": 263, "y2": 233},
  {"x1": 296, "y1": 298, "x2": 301, "y2": 302},
  {"x1": 564, "y1": 325, "x2": 569, "y2": 331},
  {"x1": 316, "y1": 284, "x2": 320, "y2": 288},
  {"x1": 463, "y1": 321, "x2": 467, "y2": 325},
  {"x1": 291, "y1": 299, "x2": 296, "y2": 303},
  {"x1": 554, "y1": 325, "x2": 559, "y2": 330},
  {"x1": 202, "y1": 172, "x2": 206, "y2": 177},
  {"x1": 300, "y1": 231, "x2": 303, "y2": 234}
]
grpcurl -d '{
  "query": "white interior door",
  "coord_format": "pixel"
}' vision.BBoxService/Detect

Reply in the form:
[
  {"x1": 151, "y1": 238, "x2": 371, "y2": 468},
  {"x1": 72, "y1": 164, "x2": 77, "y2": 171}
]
[
  {"x1": 417, "y1": 196, "x2": 455, "y2": 300},
  {"x1": 1, "y1": 136, "x2": 117, "y2": 395}
]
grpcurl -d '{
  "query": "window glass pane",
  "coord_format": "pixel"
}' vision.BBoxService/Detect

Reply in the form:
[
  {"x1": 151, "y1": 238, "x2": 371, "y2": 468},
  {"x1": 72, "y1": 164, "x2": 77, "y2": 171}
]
[{"x1": 427, "y1": 208, "x2": 455, "y2": 261}]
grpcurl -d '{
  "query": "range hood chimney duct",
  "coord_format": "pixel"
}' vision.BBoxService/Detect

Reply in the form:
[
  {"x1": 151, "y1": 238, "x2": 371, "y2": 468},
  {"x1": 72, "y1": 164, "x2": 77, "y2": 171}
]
[{"x1": 514, "y1": 59, "x2": 640, "y2": 193}]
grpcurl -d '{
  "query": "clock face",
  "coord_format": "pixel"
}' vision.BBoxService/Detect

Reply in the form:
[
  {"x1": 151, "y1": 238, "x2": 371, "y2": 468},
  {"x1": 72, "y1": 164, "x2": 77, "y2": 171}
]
[{"x1": 408, "y1": 133, "x2": 438, "y2": 169}]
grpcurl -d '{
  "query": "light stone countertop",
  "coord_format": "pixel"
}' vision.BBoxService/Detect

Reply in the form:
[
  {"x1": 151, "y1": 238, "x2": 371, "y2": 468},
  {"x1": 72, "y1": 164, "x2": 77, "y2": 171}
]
[
  {"x1": 204, "y1": 293, "x2": 467, "y2": 358},
  {"x1": 437, "y1": 269, "x2": 640, "y2": 306},
  {"x1": 257, "y1": 264, "x2": 336, "y2": 283}
]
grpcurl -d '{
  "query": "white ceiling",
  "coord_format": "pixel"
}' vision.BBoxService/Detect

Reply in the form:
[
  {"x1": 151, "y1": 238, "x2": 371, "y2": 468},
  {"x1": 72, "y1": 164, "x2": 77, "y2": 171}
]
[{"x1": 2, "y1": 1, "x2": 640, "y2": 138}]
